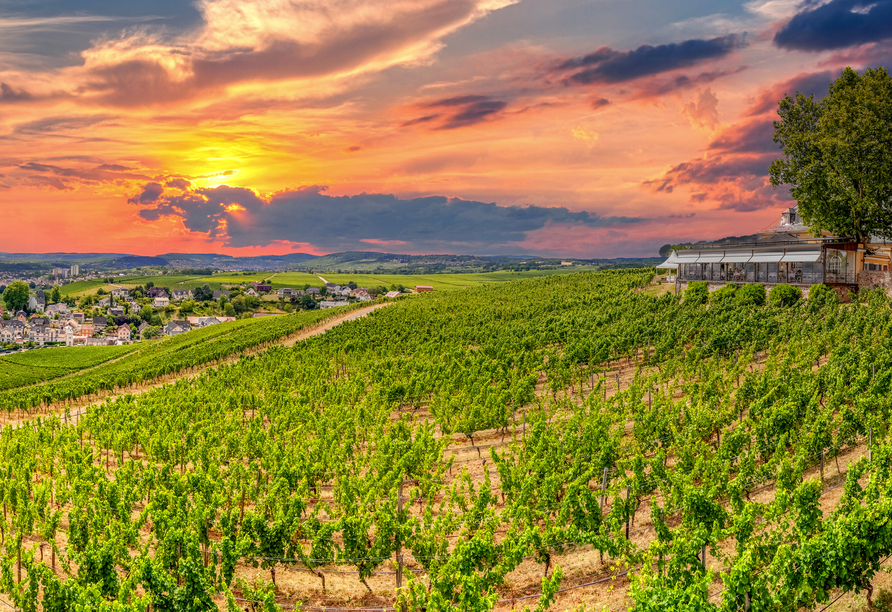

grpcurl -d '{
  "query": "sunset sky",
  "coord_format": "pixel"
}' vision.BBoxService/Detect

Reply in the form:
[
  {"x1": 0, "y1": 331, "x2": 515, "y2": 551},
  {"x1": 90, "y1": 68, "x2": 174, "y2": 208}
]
[{"x1": 2, "y1": 0, "x2": 891, "y2": 257}]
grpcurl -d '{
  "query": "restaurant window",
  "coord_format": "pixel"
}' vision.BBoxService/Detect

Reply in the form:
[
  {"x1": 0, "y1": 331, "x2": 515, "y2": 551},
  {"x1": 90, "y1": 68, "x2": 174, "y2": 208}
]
[{"x1": 828, "y1": 253, "x2": 842, "y2": 274}]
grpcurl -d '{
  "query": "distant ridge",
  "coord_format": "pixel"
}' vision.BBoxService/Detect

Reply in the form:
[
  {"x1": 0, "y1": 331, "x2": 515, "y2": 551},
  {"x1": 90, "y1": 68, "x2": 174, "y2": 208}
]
[
  {"x1": 0, "y1": 252, "x2": 130, "y2": 261},
  {"x1": 108, "y1": 255, "x2": 170, "y2": 269}
]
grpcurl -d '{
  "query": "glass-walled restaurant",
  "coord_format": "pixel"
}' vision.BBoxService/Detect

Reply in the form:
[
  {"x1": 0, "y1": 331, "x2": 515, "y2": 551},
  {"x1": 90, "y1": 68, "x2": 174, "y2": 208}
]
[{"x1": 667, "y1": 245, "x2": 857, "y2": 286}]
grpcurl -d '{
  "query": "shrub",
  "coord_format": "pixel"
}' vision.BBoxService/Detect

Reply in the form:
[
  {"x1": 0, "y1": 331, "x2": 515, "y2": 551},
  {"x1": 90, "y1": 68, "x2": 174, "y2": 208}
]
[
  {"x1": 684, "y1": 281, "x2": 708, "y2": 305},
  {"x1": 875, "y1": 588, "x2": 892, "y2": 612},
  {"x1": 808, "y1": 283, "x2": 838, "y2": 309},
  {"x1": 768, "y1": 284, "x2": 801, "y2": 307},
  {"x1": 710, "y1": 283, "x2": 737, "y2": 303},
  {"x1": 736, "y1": 283, "x2": 766, "y2": 307}
]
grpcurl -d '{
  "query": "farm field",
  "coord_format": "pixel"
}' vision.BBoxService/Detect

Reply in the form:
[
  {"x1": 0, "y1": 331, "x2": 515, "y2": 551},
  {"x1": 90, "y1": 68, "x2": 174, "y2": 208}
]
[
  {"x1": 321, "y1": 268, "x2": 599, "y2": 291},
  {"x1": 0, "y1": 344, "x2": 137, "y2": 391},
  {"x1": 60, "y1": 269, "x2": 599, "y2": 297},
  {"x1": 58, "y1": 279, "x2": 118, "y2": 297},
  {"x1": 0, "y1": 270, "x2": 889, "y2": 611}
]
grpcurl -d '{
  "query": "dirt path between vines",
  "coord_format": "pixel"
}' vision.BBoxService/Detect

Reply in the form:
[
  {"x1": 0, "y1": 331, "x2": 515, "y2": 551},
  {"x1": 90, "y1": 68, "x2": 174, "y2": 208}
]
[{"x1": 3, "y1": 303, "x2": 390, "y2": 430}]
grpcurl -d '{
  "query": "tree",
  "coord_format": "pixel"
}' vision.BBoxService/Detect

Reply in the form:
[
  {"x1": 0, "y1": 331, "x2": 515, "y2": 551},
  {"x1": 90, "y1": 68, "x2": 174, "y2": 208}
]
[
  {"x1": 769, "y1": 66, "x2": 892, "y2": 246},
  {"x1": 140, "y1": 305, "x2": 155, "y2": 322},
  {"x1": 50, "y1": 286, "x2": 62, "y2": 304},
  {"x1": 231, "y1": 296, "x2": 247, "y2": 314},
  {"x1": 193, "y1": 284, "x2": 214, "y2": 302},
  {"x1": 300, "y1": 294, "x2": 317, "y2": 310},
  {"x1": 2, "y1": 281, "x2": 29, "y2": 312}
]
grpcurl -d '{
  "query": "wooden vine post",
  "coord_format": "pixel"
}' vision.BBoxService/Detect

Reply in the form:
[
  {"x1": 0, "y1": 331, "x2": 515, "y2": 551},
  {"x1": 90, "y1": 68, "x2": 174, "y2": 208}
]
[{"x1": 396, "y1": 479, "x2": 404, "y2": 590}]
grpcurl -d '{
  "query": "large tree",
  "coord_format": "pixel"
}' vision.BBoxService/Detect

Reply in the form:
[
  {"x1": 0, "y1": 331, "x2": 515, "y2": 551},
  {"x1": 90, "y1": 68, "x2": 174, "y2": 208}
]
[
  {"x1": 2, "y1": 281, "x2": 30, "y2": 312},
  {"x1": 769, "y1": 66, "x2": 892, "y2": 246}
]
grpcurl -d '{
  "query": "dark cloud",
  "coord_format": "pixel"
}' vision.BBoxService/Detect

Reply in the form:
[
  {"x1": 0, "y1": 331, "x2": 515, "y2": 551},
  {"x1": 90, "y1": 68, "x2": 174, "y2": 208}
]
[
  {"x1": 707, "y1": 118, "x2": 778, "y2": 155},
  {"x1": 0, "y1": 83, "x2": 33, "y2": 102},
  {"x1": 775, "y1": 0, "x2": 892, "y2": 51},
  {"x1": 643, "y1": 68, "x2": 842, "y2": 212},
  {"x1": 426, "y1": 95, "x2": 490, "y2": 107},
  {"x1": 402, "y1": 95, "x2": 508, "y2": 130},
  {"x1": 744, "y1": 70, "x2": 833, "y2": 116},
  {"x1": 128, "y1": 182, "x2": 164, "y2": 204},
  {"x1": 591, "y1": 97, "x2": 610, "y2": 109},
  {"x1": 26, "y1": 175, "x2": 68, "y2": 190},
  {"x1": 559, "y1": 35, "x2": 746, "y2": 85},
  {"x1": 165, "y1": 177, "x2": 191, "y2": 190},
  {"x1": 18, "y1": 160, "x2": 150, "y2": 183},
  {"x1": 647, "y1": 153, "x2": 791, "y2": 212},
  {"x1": 11, "y1": 115, "x2": 115, "y2": 136},
  {"x1": 644, "y1": 114, "x2": 792, "y2": 212},
  {"x1": 400, "y1": 115, "x2": 440, "y2": 127},
  {"x1": 134, "y1": 184, "x2": 646, "y2": 252},
  {"x1": 634, "y1": 67, "x2": 746, "y2": 98}
]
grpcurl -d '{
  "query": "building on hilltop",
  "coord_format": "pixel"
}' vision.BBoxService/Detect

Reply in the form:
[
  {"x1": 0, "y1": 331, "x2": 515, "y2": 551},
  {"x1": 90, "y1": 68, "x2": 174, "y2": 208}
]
[{"x1": 661, "y1": 205, "x2": 892, "y2": 297}]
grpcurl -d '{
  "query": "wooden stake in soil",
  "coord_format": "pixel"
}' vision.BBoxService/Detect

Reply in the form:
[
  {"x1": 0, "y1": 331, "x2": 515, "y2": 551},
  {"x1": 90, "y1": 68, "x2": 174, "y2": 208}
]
[
  {"x1": 396, "y1": 479, "x2": 404, "y2": 590},
  {"x1": 625, "y1": 485, "x2": 631, "y2": 539}
]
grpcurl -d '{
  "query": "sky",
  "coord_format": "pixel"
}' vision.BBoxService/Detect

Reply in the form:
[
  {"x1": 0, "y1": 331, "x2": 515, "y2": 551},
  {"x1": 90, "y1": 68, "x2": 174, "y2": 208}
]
[{"x1": 1, "y1": 0, "x2": 891, "y2": 258}]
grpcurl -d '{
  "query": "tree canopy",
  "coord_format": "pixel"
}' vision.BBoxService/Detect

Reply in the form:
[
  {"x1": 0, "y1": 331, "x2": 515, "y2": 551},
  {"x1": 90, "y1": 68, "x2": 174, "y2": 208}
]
[
  {"x1": 2, "y1": 281, "x2": 30, "y2": 312},
  {"x1": 769, "y1": 66, "x2": 892, "y2": 245}
]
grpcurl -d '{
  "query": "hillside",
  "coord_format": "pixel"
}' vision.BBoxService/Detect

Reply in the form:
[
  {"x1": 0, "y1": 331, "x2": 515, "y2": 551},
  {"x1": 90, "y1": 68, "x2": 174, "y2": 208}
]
[{"x1": 0, "y1": 271, "x2": 888, "y2": 611}]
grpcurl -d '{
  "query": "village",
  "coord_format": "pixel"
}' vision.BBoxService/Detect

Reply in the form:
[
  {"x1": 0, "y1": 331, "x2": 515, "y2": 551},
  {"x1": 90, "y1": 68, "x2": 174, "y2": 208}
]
[{"x1": 0, "y1": 278, "x2": 424, "y2": 350}]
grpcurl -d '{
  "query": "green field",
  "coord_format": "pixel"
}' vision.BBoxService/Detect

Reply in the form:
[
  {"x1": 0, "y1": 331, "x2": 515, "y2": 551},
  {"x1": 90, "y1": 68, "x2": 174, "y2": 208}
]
[
  {"x1": 320, "y1": 268, "x2": 599, "y2": 291},
  {"x1": 58, "y1": 279, "x2": 118, "y2": 297},
  {"x1": 58, "y1": 268, "x2": 600, "y2": 299},
  {"x1": 0, "y1": 344, "x2": 137, "y2": 391}
]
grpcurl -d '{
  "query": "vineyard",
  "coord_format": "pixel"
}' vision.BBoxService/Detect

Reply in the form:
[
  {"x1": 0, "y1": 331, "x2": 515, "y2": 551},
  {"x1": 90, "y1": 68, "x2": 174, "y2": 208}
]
[
  {"x1": 0, "y1": 302, "x2": 371, "y2": 413},
  {"x1": 1, "y1": 269, "x2": 891, "y2": 611},
  {"x1": 0, "y1": 344, "x2": 137, "y2": 392}
]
